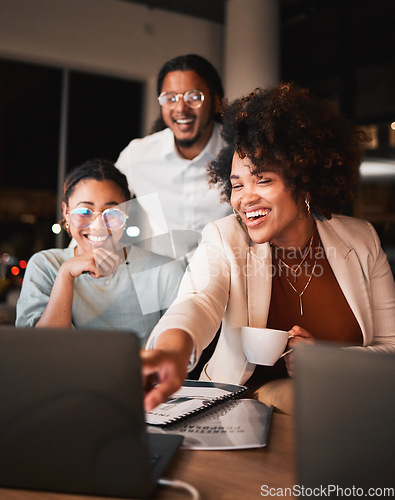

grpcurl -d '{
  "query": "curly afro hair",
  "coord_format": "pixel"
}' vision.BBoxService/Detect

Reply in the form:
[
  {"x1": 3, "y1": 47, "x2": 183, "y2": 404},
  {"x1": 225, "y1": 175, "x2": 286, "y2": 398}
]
[{"x1": 208, "y1": 83, "x2": 370, "y2": 219}]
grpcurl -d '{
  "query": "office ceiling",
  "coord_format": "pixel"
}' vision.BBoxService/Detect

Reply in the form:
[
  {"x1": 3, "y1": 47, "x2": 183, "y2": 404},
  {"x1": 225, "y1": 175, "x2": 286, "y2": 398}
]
[
  {"x1": 121, "y1": 0, "x2": 394, "y2": 70},
  {"x1": 120, "y1": 0, "x2": 225, "y2": 23},
  {"x1": 120, "y1": 0, "x2": 395, "y2": 122},
  {"x1": 120, "y1": 0, "x2": 395, "y2": 33}
]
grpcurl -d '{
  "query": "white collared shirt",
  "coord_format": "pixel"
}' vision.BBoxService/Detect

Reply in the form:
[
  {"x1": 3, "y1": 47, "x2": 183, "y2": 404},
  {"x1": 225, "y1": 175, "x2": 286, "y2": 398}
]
[{"x1": 116, "y1": 123, "x2": 232, "y2": 236}]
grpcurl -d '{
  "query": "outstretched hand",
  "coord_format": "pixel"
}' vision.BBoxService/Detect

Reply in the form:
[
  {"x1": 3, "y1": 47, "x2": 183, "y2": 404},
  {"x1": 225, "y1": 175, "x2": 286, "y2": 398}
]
[
  {"x1": 141, "y1": 349, "x2": 188, "y2": 412},
  {"x1": 285, "y1": 325, "x2": 315, "y2": 377},
  {"x1": 140, "y1": 329, "x2": 194, "y2": 412},
  {"x1": 92, "y1": 247, "x2": 122, "y2": 277}
]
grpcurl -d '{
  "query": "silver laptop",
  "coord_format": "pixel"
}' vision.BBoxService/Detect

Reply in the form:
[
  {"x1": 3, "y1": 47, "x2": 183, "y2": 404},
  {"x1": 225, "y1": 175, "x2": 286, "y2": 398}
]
[
  {"x1": 294, "y1": 342, "x2": 395, "y2": 492},
  {"x1": 0, "y1": 326, "x2": 182, "y2": 498}
]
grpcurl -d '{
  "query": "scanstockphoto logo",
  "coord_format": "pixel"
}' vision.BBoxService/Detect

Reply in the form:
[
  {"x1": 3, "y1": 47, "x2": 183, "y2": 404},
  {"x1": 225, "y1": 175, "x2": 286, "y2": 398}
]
[{"x1": 260, "y1": 485, "x2": 395, "y2": 497}]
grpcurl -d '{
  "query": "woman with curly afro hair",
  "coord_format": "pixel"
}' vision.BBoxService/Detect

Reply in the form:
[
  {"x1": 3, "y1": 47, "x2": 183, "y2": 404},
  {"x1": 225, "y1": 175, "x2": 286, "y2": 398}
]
[{"x1": 143, "y1": 83, "x2": 395, "y2": 415}]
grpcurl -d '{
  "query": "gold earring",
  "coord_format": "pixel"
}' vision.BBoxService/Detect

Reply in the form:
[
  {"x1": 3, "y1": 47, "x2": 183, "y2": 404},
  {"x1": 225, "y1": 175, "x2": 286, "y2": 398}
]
[
  {"x1": 65, "y1": 222, "x2": 69, "y2": 230},
  {"x1": 305, "y1": 198, "x2": 311, "y2": 216},
  {"x1": 233, "y1": 207, "x2": 242, "y2": 222}
]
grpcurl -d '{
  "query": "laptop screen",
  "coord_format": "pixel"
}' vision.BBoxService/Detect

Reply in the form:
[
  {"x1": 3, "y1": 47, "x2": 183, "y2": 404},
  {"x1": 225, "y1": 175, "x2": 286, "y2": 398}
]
[
  {"x1": 294, "y1": 342, "x2": 395, "y2": 491},
  {"x1": 0, "y1": 326, "x2": 182, "y2": 498}
]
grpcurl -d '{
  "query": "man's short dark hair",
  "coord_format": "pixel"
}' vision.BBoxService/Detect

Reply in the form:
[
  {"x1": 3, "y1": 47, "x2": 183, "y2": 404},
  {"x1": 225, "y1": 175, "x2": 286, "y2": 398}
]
[{"x1": 157, "y1": 54, "x2": 224, "y2": 100}]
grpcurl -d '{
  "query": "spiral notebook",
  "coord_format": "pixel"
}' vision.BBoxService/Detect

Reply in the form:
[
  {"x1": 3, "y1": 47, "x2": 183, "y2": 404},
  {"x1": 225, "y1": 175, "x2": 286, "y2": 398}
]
[
  {"x1": 146, "y1": 379, "x2": 247, "y2": 426},
  {"x1": 148, "y1": 398, "x2": 273, "y2": 450}
]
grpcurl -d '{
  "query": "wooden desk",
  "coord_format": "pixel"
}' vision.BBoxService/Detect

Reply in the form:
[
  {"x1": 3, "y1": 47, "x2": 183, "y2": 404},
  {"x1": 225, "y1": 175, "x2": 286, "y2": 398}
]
[{"x1": 0, "y1": 414, "x2": 296, "y2": 500}]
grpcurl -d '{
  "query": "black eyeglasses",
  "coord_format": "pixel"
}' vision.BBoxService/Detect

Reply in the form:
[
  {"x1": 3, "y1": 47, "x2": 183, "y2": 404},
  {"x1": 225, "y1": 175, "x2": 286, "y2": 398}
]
[
  {"x1": 68, "y1": 207, "x2": 127, "y2": 230},
  {"x1": 158, "y1": 89, "x2": 205, "y2": 109}
]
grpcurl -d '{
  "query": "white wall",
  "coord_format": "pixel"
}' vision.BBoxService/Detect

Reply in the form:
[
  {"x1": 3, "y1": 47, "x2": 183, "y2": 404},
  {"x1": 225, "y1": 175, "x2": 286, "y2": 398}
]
[
  {"x1": 0, "y1": 0, "x2": 224, "y2": 133},
  {"x1": 224, "y1": 0, "x2": 279, "y2": 99}
]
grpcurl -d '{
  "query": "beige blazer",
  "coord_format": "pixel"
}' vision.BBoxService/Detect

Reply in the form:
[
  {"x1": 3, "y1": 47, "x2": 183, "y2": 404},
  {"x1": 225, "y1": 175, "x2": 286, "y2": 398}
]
[{"x1": 148, "y1": 214, "x2": 395, "y2": 385}]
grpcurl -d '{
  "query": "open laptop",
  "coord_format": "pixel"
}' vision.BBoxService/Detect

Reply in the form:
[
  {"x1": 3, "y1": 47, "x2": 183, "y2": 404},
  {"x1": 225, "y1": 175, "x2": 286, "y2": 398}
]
[
  {"x1": 294, "y1": 342, "x2": 395, "y2": 492},
  {"x1": 0, "y1": 326, "x2": 183, "y2": 498}
]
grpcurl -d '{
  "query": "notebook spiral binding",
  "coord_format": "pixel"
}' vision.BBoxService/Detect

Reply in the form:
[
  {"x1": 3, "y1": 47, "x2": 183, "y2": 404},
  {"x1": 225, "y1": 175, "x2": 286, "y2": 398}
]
[{"x1": 161, "y1": 384, "x2": 247, "y2": 427}]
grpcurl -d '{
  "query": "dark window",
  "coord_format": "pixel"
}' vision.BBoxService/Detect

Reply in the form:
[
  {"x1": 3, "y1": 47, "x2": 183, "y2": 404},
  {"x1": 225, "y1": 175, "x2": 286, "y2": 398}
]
[
  {"x1": 0, "y1": 58, "x2": 142, "y2": 268},
  {"x1": 0, "y1": 59, "x2": 61, "y2": 189},
  {"x1": 67, "y1": 71, "x2": 142, "y2": 170}
]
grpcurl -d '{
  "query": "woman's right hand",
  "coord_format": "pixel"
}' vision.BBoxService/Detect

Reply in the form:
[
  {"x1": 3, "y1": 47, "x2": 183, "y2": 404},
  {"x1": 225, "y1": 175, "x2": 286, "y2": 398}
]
[
  {"x1": 141, "y1": 349, "x2": 188, "y2": 411},
  {"x1": 61, "y1": 247, "x2": 121, "y2": 280},
  {"x1": 141, "y1": 329, "x2": 194, "y2": 411},
  {"x1": 35, "y1": 248, "x2": 121, "y2": 328}
]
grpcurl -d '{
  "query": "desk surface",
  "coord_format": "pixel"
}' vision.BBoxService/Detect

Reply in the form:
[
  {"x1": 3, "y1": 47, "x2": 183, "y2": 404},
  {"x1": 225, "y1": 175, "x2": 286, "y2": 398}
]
[{"x1": 0, "y1": 413, "x2": 296, "y2": 500}]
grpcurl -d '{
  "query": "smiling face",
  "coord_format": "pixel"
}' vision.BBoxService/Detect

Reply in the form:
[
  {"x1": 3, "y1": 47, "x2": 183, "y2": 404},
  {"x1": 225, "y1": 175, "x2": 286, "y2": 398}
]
[
  {"x1": 159, "y1": 70, "x2": 220, "y2": 160},
  {"x1": 63, "y1": 179, "x2": 127, "y2": 256},
  {"x1": 230, "y1": 153, "x2": 314, "y2": 249}
]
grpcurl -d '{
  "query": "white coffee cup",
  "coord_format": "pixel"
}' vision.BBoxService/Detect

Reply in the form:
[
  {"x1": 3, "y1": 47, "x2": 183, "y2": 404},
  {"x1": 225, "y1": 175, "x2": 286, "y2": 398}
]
[{"x1": 241, "y1": 327, "x2": 293, "y2": 366}]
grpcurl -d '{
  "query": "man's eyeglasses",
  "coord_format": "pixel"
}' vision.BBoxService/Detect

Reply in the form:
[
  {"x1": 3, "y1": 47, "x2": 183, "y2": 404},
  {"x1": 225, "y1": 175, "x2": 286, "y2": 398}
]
[
  {"x1": 68, "y1": 207, "x2": 127, "y2": 230},
  {"x1": 158, "y1": 90, "x2": 205, "y2": 109}
]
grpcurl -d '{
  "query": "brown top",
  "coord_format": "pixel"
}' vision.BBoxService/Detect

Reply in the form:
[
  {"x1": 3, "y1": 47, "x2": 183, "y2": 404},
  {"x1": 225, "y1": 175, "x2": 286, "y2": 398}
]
[
  {"x1": 248, "y1": 226, "x2": 363, "y2": 384},
  {"x1": 268, "y1": 226, "x2": 363, "y2": 343}
]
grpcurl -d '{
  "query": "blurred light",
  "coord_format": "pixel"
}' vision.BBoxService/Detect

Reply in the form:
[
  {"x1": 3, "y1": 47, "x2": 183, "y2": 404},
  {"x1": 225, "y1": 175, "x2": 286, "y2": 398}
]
[
  {"x1": 52, "y1": 223, "x2": 62, "y2": 234},
  {"x1": 126, "y1": 226, "x2": 141, "y2": 237},
  {"x1": 360, "y1": 158, "x2": 395, "y2": 180},
  {"x1": 19, "y1": 260, "x2": 27, "y2": 269},
  {"x1": 11, "y1": 266, "x2": 20, "y2": 276},
  {"x1": 391, "y1": 122, "x2": 395, "y2": 131},
  {"x1": 360, "y1": 124, "x2": 378, "y2": 149},
  {"x1": 1, "y1": 253, "x2": 10, "y2": 263}
]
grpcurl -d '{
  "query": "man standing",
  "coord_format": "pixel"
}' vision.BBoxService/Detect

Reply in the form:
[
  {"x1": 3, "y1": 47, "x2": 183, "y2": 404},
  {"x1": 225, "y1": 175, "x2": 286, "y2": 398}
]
[{"x1": 116, "y1": 54, "x2": 232, "y2": 256}]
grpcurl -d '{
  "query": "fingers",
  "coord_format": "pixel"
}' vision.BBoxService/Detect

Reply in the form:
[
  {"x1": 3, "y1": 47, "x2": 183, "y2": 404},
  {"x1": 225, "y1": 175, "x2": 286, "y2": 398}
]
[
  {"x1": 288, "y1": 325, "x2": 313, "y2": 339},
  {"x1": 63, "y1": 256, "x2": 97, "y2": 279},
  {"x1": 285, "y1": 326, "x2": 315, "y2": 377},
  {"x1": 65, "y1": 247, "x2": 121, "y2": 280},
  {"x1": 141, "y1": 350, "x2": 186, "y2": 412},
  {"x1": 93, "y1": 248, "x2": 121, "y2": 276},
  {"x1": 144, "y1": 382, "x2": 177, "y2": 412},
  {"x1": 288, "y1": 325, "x2": 313, "y2": 348}
]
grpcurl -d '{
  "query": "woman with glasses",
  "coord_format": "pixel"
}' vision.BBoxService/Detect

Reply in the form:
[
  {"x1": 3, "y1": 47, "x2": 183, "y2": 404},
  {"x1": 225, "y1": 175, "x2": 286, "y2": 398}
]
[{"x1": 16, "y1": 159, "x2": 184, "y2": 345}]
